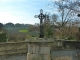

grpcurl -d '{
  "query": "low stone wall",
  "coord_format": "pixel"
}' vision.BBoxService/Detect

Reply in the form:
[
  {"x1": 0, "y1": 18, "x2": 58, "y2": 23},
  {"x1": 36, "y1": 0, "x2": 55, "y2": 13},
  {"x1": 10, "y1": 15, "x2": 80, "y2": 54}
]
[
  {"x1": 51, "y1": 50, "x2": 80, "y2": 60},
  {"x1": 0, "y1": 41, "x2": 28, "y2": 56},
  {"x1": 0, "y1": 40, "x2": 80, "y2": 60},
  {"x1": 0, "y1": 53, "x2": 27, "y2": 60},
  {"x1": 52, "y1": 56, "x2": 72, "y2": 60}
]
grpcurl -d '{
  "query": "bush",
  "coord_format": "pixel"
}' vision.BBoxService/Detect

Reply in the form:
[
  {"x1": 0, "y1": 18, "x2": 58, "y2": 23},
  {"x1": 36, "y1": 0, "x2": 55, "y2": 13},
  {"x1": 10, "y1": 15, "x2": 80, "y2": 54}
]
[
  {"x1": 76, "y1": 27, "x2": 80, "y2": 40},
  {"x1": 0, "y1": 32, "x2": 7, "y2": 42},
  {"x1": 67, "y1": 36, "x2": 74, "y2": 40}
]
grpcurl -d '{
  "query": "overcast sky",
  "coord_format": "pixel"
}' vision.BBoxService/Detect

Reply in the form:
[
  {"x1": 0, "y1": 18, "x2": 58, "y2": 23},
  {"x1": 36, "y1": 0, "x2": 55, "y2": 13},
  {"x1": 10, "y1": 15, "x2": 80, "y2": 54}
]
[{"x1": 0, "y1": 0, "x2": 56, "y2": 24}]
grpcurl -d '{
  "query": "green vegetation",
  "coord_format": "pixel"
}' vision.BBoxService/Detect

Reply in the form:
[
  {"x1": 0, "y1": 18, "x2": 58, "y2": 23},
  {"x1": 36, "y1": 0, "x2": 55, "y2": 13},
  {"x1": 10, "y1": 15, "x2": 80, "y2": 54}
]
[
  {"x1": 19, "y1": 29, "x2": 29, "y2": 33},
  {"x1": 0, "y1": 32, "x2": 7, "y2": 42}
]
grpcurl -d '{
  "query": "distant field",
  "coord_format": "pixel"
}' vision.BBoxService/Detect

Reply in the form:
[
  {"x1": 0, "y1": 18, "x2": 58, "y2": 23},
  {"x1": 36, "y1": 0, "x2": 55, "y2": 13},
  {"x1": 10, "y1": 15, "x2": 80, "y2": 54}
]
[{"x1": 19, "y1": 29, "x2": 28, "y2": 33}]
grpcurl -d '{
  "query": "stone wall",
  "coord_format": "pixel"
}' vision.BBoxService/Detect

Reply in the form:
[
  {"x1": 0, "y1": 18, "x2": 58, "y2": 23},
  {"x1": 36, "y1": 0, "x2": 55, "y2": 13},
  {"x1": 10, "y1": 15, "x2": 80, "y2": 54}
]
[
  {"x1": 0, "y1": 41, "x2": 28, "y2": 56},
  {"x1": 27, "y1": 42, "x2": 52, "y2": 60},
  {"x1": 52, "y1": 56, "x2": 72, "y2": 60},
  {"x1": 0, "y1": 40, "x2": 80, "y2": 60},
  {"x1": 51, "y1": 50, "x2": 80, "y2": 60},
  {"x1": 0, "y1": 53, "x2": 27, "y2": 60}
]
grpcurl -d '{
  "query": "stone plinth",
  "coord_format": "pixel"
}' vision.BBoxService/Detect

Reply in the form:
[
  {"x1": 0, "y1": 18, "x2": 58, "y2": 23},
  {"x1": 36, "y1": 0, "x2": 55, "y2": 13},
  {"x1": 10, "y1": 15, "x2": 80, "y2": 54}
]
[{"x1": 27, "y1": 39, "x2": 53, "y2": 60}]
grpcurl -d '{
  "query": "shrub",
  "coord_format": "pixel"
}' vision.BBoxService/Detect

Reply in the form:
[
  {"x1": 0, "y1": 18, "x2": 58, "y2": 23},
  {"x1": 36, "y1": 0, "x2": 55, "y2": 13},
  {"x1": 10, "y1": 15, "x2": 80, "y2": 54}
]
[
  {"x1": 76, "y1": 27, "x2": 80, "y2": 40},
  {"x1": 0, "y1": 32, "x2": 7, "y2": 42}
]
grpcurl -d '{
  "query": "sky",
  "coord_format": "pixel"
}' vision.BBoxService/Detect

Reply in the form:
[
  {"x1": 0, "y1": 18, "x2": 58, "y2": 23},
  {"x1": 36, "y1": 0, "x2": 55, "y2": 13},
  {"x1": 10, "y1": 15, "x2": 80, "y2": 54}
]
[{"x1": 0, "y1": 0, "x2": 57, "y2": 24}]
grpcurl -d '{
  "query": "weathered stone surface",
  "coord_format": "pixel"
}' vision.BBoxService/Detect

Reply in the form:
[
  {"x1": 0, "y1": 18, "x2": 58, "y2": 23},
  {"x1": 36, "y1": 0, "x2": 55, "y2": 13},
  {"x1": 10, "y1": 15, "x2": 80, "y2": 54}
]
[
  {"x1": 28, "y1": 43, "x2": 51, "y2": 54},
  {"x1": 27, "y1": 53, "x2": 51, "y2": 60},
  {"x1": 28, "y1": 45, "x2": 33, "y2": 54},
  {"x1": 44, "y1": 55, "x2": 51, "y2": 60},
  {"x1": 27, "y1": 53, "x2": 42, "y2": 60},
  {"x1": 52, "y1": 56, "x2": 72, "y2": 60},
  {"x1": 27, "y1": 53, "x2": 33, "y2": 60},
  {"x1": 40, "y1": 47, "x2": 50, "y2": 54},
  {"x1": 27, "y1": 40, "x2": 53, "y2": 60},
  {"x1": 35, "y1": 47, "x2": 39, "y2": 54},
  {"x1": 32, "y1": 46, "x2": 36, "y2": 54},
  {"x1": 0, "y1": 53, "x2": 27, "y2": 60},
  {"x1": 33, "y1": 46, "x2": 50, "y2": 54}
]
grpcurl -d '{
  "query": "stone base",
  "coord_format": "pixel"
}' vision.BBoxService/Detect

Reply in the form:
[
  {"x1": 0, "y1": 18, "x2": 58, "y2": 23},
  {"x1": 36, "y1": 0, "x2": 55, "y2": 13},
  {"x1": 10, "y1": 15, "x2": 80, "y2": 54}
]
[
  {"x1": 52, "y1": 56, "x2": 72, "y2": 60},
  {"x1": 27, "y1": 53, "x2": 51, "y2": 60}
]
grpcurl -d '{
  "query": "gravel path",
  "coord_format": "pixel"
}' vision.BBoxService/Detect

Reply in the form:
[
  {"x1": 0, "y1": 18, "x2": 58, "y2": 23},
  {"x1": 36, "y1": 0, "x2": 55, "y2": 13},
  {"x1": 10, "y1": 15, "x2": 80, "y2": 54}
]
[{"x1": 0, "y1": 53, "x2": 27, "y2": 60}]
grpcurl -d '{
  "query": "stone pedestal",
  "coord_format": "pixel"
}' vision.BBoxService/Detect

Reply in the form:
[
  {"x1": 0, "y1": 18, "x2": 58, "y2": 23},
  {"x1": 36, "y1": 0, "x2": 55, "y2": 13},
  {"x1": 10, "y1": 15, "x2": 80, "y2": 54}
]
[{"x1": 27, "y1": 39, "x2": 53, "y2": 60}]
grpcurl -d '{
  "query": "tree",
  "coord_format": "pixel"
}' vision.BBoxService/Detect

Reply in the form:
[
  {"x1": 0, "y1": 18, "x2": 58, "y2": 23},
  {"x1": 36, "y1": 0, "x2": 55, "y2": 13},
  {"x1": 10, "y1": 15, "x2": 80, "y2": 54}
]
[
  {"x1": 51, "y1": 14, "x2": 58, "y2": 24},
  {"x1": 50, "y1": 0, "x2": 78, "y2": 27},
  {"x1": 15, "y1": 23, "x2": 22, "y2": 27},
  {"x1": 0, "y1": 23, "x2": 3, "y2": 31},
  {"x1": 4, "y1": 22, "x2": 14, "y2": 27},
  {"x1": 48, "y1": 0, "x2": 80, "y2": 39},
  {"x1": 0, "y1": 32, "x2": 7, "y2": 42}
]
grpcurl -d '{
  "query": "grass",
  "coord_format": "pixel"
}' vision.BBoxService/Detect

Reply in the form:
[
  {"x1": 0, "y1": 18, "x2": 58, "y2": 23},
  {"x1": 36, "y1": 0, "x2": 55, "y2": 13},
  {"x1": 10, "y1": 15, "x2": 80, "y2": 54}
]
[{"x1": 19, "y1": 29, "x2": 28, "y2": 33}]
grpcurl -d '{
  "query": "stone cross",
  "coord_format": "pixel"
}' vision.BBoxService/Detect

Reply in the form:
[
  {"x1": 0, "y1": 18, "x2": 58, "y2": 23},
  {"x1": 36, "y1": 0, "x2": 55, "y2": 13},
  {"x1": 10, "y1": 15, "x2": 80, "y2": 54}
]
[{"x1": 34, "y1": 9, "x2": 45, "y2": 38}]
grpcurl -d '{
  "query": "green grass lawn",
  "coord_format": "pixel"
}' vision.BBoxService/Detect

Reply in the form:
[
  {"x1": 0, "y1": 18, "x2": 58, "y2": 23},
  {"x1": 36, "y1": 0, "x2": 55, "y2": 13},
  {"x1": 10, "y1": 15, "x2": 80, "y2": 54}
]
[{"x1": 19, "y1": 29, "x2": 28, "y2": 33}]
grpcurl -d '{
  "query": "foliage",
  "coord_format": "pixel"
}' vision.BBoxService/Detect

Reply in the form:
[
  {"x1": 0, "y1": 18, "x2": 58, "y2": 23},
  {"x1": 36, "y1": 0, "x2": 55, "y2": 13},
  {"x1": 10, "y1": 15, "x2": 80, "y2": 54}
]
[
  {"x1": 0, "y1": 32, "x2": 7, "y2": 42},
  {"x1": 76, "y1": 27, "x2": 80, "y2": 40},
  {"x1": 44, "y1": 25, "x2": 53, "y2": 38},
  {"x1": 44, "y1": 15, "x2": 54, "y2": 38},
  {"x1": 67, "y1": 36, "x2": 74, "y2": 40},
  {"x1": 43, "y1": 0, "x2": 80, "y2": 40},
  {"x1": 7, "y1": 32, "x2": 27, "y2": 42}
]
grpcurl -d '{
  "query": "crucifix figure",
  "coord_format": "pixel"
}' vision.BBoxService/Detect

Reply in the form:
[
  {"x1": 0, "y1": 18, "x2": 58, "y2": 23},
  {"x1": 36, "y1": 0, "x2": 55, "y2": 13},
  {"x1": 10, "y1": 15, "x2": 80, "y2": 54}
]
[{"x1": 34, "y1": 9, "x2": 45, "y2": 38}]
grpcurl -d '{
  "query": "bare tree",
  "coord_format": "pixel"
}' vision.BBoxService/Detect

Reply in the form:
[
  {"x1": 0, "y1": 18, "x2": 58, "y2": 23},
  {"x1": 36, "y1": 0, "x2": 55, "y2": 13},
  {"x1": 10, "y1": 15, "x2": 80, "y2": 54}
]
[
  {"x1": 50, "y1": 0, "x2": 80, "y2": 27},
  {"x1": 47, "y1": 0, "x2": 80, "y2": 39},
  {"x1": 51, "y1": 14, "x2": 58, "y2": 25}
]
